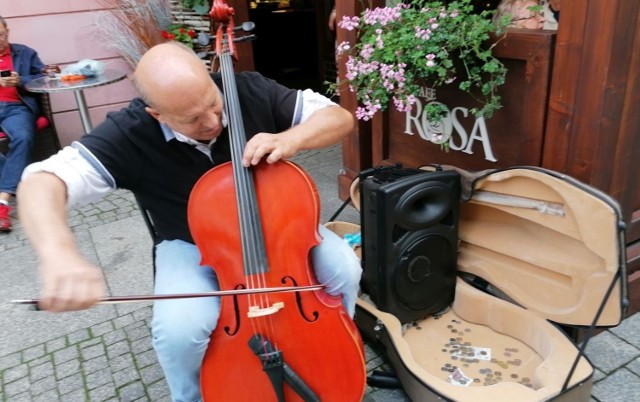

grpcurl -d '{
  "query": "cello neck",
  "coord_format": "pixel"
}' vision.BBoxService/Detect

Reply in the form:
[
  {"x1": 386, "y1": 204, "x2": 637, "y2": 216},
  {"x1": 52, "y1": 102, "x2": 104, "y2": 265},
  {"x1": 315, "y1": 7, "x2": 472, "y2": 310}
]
[{"x1": 216, "y1": 19, "x2": 268, "y2": 276}]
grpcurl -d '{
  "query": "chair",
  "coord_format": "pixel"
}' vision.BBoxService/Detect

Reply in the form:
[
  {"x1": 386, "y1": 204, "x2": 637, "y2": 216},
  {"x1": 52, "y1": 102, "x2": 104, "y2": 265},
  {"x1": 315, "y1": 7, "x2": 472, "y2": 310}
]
[
  {"x1": 136, "y1": 195, "x2": 160, "y2": 276},
  {"x1": 0, "y1": 93, "x2": 62, "y2": 161}
]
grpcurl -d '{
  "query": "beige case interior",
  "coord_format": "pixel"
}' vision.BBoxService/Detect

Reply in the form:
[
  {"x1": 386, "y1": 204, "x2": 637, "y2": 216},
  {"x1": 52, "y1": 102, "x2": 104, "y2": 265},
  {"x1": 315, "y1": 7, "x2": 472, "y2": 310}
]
[
  {"x1": 457, "y1": 168, "x2": 624, "y2": 326},
  {"x1": 346, "y1": 167, "x2": 626, "y2": 401},
  {"x1": 357, "y1": 279, "x2": 593, "y2": 402}
]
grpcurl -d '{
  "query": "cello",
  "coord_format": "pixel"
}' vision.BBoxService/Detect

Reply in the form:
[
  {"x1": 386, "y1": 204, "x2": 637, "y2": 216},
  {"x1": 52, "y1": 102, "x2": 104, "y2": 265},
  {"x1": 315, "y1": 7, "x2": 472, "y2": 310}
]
[{"x1": 187, "y1": 1, "x2": 367, "y2": 401}]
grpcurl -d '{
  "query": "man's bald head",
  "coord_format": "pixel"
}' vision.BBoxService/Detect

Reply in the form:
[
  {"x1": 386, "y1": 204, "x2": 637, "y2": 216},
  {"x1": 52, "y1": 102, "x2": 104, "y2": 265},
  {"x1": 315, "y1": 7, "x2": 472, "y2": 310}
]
[
  {"x1": 133, "y1": 42, "x2": 224, "y2": 142},
  {"x1": 134, "y1": 43, "x2": 213, "y2": 112}
]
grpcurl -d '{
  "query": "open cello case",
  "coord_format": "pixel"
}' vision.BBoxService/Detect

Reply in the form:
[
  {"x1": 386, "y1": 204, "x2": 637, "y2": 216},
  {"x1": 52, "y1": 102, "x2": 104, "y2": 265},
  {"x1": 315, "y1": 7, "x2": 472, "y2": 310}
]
[{"x1": 344, "y1": 165, "x2": 629, "y2": 401}]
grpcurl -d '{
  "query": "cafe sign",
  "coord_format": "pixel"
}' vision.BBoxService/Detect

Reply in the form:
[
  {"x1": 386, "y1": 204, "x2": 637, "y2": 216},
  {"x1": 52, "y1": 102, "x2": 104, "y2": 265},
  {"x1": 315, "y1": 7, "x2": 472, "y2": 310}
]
[{"x1": 402, "y1": 87, "x2": 498, "y2": 163}]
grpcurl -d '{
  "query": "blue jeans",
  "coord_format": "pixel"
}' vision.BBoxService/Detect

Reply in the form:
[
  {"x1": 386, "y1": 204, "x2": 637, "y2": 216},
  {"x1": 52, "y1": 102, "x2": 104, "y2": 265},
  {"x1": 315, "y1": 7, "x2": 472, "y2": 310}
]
[
  {"x1": 0, "y1": 102, "x2": 36, "y2": 195},
  {"x1": 151, "y1": 224, "x2": 362, "y2": 402}
]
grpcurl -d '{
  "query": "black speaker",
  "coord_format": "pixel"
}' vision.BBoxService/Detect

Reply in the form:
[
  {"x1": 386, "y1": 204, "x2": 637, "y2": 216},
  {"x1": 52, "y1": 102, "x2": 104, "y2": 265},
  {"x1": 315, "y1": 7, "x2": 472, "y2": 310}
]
[{"x1": 360, "y1": 167, "x2": 461, "y2": 323}]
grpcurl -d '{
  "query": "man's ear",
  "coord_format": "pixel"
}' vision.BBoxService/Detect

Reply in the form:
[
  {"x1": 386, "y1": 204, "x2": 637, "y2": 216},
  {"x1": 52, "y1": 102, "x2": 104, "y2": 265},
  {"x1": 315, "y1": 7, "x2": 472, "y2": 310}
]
[{"x1": 145, "y1": 106, "x2": 162, "y2": 123}]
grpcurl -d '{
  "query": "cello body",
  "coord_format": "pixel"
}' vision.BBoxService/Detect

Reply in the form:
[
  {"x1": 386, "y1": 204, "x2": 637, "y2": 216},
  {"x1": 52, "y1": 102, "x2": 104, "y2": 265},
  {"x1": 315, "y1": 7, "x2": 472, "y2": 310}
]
[{"x1": 188, "y1": 160, "x2": 367, "y2": 401}]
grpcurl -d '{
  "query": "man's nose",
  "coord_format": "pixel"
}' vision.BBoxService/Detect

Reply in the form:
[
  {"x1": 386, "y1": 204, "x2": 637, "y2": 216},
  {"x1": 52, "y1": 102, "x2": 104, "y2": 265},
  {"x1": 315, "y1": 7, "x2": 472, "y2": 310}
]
[{"x1": 204, "y1": 111, "x2": 219, "y2": 128}]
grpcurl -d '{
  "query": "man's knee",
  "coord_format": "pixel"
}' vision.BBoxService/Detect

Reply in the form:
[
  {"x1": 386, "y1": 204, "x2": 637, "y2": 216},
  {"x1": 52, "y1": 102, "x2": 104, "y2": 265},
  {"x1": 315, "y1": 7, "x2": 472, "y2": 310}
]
[{"x1": 151, "y1": 299, "x2": 219, "y2": 354}]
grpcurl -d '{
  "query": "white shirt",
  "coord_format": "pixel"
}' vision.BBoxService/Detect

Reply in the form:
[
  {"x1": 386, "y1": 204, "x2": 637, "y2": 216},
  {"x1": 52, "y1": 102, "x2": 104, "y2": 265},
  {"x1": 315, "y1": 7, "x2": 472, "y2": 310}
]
[{"x1": 22, "y1": 89, "x2": 338, "y2": 208}]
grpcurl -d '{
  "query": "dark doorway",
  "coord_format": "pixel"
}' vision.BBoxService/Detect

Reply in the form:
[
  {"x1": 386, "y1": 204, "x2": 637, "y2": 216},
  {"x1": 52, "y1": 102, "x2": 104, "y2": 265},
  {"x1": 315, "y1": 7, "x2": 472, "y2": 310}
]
[{"x1": 247, "y1": 1, "x2": 334, "y2": 93}]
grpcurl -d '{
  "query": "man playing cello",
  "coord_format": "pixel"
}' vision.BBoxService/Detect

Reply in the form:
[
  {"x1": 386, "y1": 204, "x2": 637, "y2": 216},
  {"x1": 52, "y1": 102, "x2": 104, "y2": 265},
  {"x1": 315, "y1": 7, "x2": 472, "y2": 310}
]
[{"x1": 17, "y1": 42, "x2": 363, "y2": 401}]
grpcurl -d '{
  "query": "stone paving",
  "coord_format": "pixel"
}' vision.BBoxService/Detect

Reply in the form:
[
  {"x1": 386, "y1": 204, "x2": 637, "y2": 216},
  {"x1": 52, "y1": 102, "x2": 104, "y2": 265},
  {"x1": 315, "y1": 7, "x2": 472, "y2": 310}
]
[{"x1": 1, "y1": 144, "x2": 639, "y2": 401}]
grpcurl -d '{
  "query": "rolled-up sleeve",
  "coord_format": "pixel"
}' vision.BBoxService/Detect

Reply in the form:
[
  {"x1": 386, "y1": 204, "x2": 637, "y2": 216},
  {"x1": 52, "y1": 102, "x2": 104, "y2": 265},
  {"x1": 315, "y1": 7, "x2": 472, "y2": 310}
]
[
  {"x1": 21, "y1": 143, "x2": 114, "y2": 208},
  {"x1": 297, "y1": 89, "x2": 339, "y2": 125}
]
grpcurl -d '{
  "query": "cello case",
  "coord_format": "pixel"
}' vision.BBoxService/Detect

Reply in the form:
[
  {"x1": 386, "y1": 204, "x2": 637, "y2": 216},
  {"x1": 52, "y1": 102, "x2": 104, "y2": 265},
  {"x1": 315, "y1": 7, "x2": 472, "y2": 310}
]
[{"x1": 351, "y1": 166, "x2": 629, "y2": 402}]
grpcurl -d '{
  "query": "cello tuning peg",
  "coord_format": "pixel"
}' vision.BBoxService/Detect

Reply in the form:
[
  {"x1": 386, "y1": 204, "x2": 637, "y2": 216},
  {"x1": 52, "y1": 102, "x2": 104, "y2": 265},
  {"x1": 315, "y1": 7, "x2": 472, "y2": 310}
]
[
  {"x1": 197, "y1": 32, "x2": 213, "y2": 46},
  {"x1": 239, "y1": 21, "x2": 256, "y2": 32},
  {"x1": 197, "y1": 51, "x2": 215, "y2": 59},
  {"x1": 197, "y1": 21, "x2": 254, "y2": 47}
]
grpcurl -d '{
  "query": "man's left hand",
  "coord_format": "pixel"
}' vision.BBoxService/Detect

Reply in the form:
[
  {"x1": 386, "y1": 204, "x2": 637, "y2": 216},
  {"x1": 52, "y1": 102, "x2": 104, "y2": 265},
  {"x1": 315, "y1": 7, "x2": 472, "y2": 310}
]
[{"x1": 243, "y1": 132, "x2": 299, "y2": 167}]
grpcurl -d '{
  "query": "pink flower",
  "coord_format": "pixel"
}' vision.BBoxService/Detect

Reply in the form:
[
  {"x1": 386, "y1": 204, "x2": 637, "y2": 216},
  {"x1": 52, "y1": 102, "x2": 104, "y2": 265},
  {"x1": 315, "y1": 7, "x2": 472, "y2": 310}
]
[
  {"x1": 354, "y1": 98, "x2": 383, "y2": 121},
  {"x1": 415, "y1": 26, "x2": 431, "y2": 40},
  {"x1": 362, "y1": 5, "x2": 405, "y2": 26},
  {"x1": 338, "y1": 16, "x2": 360, "y2": 31},
  {"x1": 359, "y1": 44, "x2": 374, "y2": 60},
  {"x1": 337, "y1": 41, "x2": 351, "y2": 55}
]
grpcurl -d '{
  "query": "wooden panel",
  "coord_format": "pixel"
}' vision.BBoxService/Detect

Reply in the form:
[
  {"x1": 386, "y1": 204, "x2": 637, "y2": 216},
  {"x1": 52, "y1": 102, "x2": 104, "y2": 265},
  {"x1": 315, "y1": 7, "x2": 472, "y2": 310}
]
[
  {"x1": 544, "y1": 0, "x2": 640, "y2": 246},
  {"x1": 609, "y1": 7, "x2": 640, "y2": 245},
  {"x1": 367, "y1": 31, "x2": 555, "y2": 171}
]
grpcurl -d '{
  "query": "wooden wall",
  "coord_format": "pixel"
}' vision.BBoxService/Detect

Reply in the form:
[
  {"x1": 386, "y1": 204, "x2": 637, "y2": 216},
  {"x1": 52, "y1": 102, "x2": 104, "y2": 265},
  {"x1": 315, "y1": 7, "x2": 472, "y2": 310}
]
[
  {"x1": 543, "y1": 0, "x2": 640, "y2": 315},
  {"x1": 336, "y1": 0, "x2": 640, "y2": 315}
]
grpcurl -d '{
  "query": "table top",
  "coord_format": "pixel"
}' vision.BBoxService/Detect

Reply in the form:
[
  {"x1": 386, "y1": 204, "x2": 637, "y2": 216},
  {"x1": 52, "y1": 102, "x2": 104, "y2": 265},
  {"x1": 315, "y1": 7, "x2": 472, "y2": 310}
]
[{"x1": 25, "y1": 69, "x2": 128, "y2": 93}]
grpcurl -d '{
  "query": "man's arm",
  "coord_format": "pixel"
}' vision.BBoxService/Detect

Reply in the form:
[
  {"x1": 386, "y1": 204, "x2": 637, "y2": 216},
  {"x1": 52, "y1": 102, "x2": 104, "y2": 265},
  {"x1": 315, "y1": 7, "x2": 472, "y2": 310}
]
[
  {"x1": 243, "y1": 105, "x2": 355, "y2": 167},
  {"x1": 17, "y1": 172, "x2": 105, "y2": 312}
]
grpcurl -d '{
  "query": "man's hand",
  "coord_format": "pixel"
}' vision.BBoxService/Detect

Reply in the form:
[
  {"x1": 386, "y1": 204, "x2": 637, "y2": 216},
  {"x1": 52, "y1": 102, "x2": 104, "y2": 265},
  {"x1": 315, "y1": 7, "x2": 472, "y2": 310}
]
[
  {"x1": 242, "y1": 132, "x2": 300, "y2": 167},
  {"x1": 241, "y1": 105, "x2": 354, "y2": 167},
  {"x1": 39, "y1": 251, "x2": 106, "y2": 312},
  {"x1": 0, "y1": 72, "x2": 21, "y2": 88}
]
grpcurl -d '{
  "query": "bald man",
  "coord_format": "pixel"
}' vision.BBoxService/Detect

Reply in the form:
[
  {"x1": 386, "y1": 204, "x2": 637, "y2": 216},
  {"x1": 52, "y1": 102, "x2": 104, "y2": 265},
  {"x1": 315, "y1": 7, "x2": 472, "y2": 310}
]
[{"x1": 17, "y1": 43, "x2": 361, "y2": 402}]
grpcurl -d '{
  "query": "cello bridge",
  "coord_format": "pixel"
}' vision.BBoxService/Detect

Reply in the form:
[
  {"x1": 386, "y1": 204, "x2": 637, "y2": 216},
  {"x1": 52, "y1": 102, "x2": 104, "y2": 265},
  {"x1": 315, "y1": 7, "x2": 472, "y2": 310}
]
[{"x1": 247, "y1": 302, "x2": 285, "y2": 318}]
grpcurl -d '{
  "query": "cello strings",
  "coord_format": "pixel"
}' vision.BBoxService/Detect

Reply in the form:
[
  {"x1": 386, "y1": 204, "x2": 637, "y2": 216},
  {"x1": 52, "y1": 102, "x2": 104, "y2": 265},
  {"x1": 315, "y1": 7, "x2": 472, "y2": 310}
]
[{"x1": 219, "y1": 44, "x2": 278, "y2": 349}]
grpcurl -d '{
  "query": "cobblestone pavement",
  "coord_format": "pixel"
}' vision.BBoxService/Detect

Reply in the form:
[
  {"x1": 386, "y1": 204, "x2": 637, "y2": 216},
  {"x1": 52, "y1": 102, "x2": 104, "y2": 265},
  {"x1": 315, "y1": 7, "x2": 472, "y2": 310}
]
[{"x1": 1, "y1": 144, "x2": 639, "y2": 402}]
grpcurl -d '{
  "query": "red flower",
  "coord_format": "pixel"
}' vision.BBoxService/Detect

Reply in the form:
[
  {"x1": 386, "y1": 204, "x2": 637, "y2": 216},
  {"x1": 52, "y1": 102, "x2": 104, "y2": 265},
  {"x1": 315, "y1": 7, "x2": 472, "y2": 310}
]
[
  {"x1": 188, "y1": 30, "x2": 196, "y2": 38},
  {"x1": 179, "y1": 28, "x2": 185, "y2": 34}
]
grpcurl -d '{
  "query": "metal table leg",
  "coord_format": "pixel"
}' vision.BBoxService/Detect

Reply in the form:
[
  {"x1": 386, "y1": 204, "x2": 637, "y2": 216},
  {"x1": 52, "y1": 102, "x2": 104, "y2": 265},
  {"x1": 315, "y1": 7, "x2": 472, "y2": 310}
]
[{"x1": 74, "y1": 89, "x2": 93, "y2": 134}]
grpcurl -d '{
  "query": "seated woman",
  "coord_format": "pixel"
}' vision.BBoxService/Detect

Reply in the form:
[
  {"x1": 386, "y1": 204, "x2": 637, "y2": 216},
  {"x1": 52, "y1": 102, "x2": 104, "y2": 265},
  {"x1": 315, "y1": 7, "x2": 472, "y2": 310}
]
[{"x1": 493, "y1": 0, "x2": 546, "y2": 29}]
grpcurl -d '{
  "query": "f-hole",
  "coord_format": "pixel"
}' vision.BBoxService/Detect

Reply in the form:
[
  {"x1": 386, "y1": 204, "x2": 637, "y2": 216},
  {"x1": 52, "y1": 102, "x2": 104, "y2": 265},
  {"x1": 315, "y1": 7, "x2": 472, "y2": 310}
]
[
  {"x1": 224, "y1": 284, "x2": 244, "y2": 336},
  {"x1": 282, "y1": 276, "x2": 319, "y2": 322}
]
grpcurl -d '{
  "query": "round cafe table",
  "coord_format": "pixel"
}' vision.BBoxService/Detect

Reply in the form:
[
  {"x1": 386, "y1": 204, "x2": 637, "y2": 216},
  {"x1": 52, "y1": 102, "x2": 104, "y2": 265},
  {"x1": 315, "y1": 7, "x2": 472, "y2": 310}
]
[{"x1": 25, "y1": 69, "x2": 128, "y2": 134}]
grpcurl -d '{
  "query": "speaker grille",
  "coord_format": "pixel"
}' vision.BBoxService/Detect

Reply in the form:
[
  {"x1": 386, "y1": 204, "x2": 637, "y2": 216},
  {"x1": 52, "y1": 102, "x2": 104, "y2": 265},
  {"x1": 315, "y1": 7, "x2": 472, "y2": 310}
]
[{"x1": 394, "y1": 234, "x2": 456, "y2": 311}]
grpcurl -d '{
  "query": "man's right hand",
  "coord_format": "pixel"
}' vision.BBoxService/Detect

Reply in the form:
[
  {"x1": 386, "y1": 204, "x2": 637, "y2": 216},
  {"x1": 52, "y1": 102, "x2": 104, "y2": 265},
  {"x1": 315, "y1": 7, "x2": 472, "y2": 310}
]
[
  {"x1": 39, "y1": 252, "x2": 106, "y2": 312},
  {"x1": 0, "y1": 72, "x2": 21, "y2": 88}
]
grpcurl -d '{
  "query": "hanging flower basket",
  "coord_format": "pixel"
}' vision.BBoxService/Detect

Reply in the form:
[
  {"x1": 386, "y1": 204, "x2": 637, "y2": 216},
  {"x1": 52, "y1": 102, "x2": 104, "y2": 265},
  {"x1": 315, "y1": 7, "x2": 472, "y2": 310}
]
[{"x1": 333, "y1": 0, "x2": 509, "y2": 123}]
